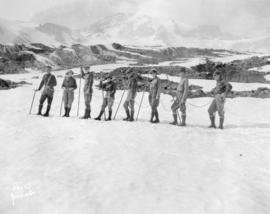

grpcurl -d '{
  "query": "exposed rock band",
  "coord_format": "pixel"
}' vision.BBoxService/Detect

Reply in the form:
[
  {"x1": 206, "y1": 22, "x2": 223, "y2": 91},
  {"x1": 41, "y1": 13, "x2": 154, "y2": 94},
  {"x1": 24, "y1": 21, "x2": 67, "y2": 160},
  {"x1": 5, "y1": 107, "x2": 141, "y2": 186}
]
[{"x1": 35, "y1": 66, "x2": 231, "y2": 129}]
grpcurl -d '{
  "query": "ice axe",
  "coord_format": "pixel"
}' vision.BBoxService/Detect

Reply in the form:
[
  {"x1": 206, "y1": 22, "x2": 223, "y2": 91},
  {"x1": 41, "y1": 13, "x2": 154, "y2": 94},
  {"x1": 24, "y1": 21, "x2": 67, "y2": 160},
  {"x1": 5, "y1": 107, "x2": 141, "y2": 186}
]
[
  {"x1": 29, "y1": 90, "x2": 37, "y2": 115},
  {"x1": 76, "y1": 71, "x2": 82, "y2": 117}
]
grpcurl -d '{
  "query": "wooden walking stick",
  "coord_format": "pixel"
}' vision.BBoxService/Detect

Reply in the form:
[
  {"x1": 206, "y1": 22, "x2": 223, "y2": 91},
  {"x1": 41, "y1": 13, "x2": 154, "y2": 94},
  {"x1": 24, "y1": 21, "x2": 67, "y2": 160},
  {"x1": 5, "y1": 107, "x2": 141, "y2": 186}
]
[
  {"x1": 101, "y1": 87, "x2": 107, "y2": 120},
  {"x1": 136, "y1": 69, "x2": 152, "y2": 121},
  {"x1": 29, "y1": 90, "x2": 37, "y2": 115},
  {"x1": 136, "y1": 90, "x2": 146, "y2": 121},
  {"x1": 77, "y1": 73, "x2": 82, "y2": 116},
  {"x1": 113, "y1": 90, "x2": 126, "y2": 120},
  {"x1": 165, "y1": 73, "x2": 182, "y2": 124},
  {"x1": 59, "y1": 92, "x2": 64, "y2": 116}
]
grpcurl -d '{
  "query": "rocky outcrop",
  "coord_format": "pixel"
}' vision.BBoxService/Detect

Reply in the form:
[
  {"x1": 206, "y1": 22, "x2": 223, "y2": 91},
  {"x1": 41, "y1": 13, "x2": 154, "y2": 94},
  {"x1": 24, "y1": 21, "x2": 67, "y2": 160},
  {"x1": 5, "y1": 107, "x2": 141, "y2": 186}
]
[
  {"x1": 110, "y1": 59, "x2": 270, "y2": 84},
  {"x1": 111, "y1": 43, "x2": 241, "y2": 62},
  {"x1": 93, "y1": 66, "x2": 270, "y2": 99},
  {"x1": 192, "y1": 57, "x2": 270, "y2": 83},
  {"x1": 0, "y1": 43, "x2": 123, "y2": 73},
  {"x1": 0, "y1": 78, "x2": 30, "y2": 90}
]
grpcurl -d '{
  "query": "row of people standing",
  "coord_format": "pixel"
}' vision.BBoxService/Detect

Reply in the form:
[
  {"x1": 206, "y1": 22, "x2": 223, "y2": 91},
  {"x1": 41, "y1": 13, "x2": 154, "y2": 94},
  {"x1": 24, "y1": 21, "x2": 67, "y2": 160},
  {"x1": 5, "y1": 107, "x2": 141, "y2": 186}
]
[{"x1": 35, "y1": 66, "x2": 230, "y2": 129}]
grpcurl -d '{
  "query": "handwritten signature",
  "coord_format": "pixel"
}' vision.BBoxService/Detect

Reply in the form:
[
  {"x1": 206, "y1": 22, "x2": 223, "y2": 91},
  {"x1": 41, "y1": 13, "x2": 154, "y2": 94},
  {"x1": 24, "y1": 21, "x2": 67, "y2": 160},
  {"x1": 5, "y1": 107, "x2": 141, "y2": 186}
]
[{"x1": 11, "y1": 183, "x2": 35, "y2": 207}]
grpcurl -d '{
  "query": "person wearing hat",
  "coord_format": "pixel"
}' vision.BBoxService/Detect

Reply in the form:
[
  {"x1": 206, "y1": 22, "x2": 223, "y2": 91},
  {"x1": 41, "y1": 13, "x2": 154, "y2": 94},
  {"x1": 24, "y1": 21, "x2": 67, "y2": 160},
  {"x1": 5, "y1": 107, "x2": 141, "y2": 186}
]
[
  {"x1": 148, "y1": 69, "x2": 161, "y2": 123},
  {"x1": 35, "y1": 66, "x2": 57, "y2": 117},
  {"x1": 61, "y1": 70, "x2": 77, "y2": 117},
  {"x1": 170, "y1": 68, "x2": 189, "y2": 126},
  {"x1": 123, "y1": 69, "x2": 144, "y2": 122},
  {"x1": 95, "y1": 74, "x2": 117, "y2": 121},
  {"x1": 208, "y1": 70, "x2": 231, "y2": 129},
  {"x1": 80, "y1": 66, "x2": 94, "y2": 119}
]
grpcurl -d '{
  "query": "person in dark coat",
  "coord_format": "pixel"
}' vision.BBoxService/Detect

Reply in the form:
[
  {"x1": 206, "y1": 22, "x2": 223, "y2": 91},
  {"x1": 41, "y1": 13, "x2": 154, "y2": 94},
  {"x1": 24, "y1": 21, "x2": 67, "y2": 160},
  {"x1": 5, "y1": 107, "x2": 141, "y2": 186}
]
[
  {"x1": 36, "y1": 66, "x2": 57, "y2": 117},
  {"x1": 208, "y1": 70, "x2": 231, "y2": 129},
  {"x1": 80, "y1": 66, "x2": 94, "y2": 119},
  {"x1": 123, "y1": 70, "x2": 143, "y2": 122},
  {"x1": 170, "y1": 68, "x2": 189, "y2": 126},
  {"x1": 95, "y1": 74, "x2": 117, "y2": 121},
  {"x1": 61, "y1": 70, "x2": 77, "y2": 117}
]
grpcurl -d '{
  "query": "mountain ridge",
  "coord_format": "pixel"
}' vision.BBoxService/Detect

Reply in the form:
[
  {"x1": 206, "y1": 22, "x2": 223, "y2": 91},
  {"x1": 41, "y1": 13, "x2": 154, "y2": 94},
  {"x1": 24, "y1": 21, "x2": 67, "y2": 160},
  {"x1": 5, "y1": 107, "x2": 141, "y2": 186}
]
[{"x1": 0, "y1": 14, "x2": 269, "y2": 52}]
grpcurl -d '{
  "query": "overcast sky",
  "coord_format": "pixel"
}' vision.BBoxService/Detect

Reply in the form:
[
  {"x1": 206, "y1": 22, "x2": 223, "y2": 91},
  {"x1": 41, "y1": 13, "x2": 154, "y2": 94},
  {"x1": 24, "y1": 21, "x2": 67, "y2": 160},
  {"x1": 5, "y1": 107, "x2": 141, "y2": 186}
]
[{"x1": 0, "y1": 0, "x2": 269, "y2": 36}]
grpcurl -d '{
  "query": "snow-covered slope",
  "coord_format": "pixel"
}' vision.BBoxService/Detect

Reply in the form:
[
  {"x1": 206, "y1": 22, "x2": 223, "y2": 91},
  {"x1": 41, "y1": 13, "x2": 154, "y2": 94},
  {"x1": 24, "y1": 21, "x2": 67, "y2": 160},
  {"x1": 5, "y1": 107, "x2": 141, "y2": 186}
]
[
  {"x1": 82, "y1": 13, "x2": 193, "y2": 46},
  {"x1": 1, "y1": 14, "x2": 270, "y2": 52},
  {"x1": 82, "y1": 13, "x2": 239, "y2": 47},
  {"x1": 81, "y1": 13, "x2": 246, "y2": 50},
  {"x1": 0, "y1": 18, "x2": 58, "y2": 45},
  {"x1": 0, "y1": 19, "x2": 83, "y2": 46},
  {"x1": 1, "y1": 70, "x2": 270, "y2": 213},
  {"x1": 80, "y1": 13, "x2": 270, "y2": 52}
]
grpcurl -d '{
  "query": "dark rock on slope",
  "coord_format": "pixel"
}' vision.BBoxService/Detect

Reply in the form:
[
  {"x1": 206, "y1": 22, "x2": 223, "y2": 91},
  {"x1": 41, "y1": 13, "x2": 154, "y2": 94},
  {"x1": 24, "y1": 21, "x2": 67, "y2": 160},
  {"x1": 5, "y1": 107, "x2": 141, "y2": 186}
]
[{"x1": 0, "y1": 78, "x2": 30, "y2": 90}]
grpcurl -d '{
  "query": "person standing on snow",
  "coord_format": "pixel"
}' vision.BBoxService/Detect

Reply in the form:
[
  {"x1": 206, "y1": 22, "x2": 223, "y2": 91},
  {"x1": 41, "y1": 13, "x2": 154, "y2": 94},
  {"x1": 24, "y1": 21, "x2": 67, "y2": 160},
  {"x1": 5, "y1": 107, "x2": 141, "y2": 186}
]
[
  {"x1": 36, "y1": 66, "x2": 57, "y2": 117},
  {"x1": 61, "y1": 70, "x2": 77, "y2": 117},
  {"x1": 95, "y1": 74, "x2": 117, "y2": 121},
  {"x1": 170, "y1": 68, "x2": 189, "y2": 126},
  {"x1": 123, "y1": 70, "x2": 143, "y2": 122},
  {"x1": 148, "y1": 69, "x2": 161, "y2": 123},
  {"x1": 80, "y1": 66, "x2": 94, "y2": 119},
  {"x1": 208, "y1": 70, "x2": 231, "y2": 129}
]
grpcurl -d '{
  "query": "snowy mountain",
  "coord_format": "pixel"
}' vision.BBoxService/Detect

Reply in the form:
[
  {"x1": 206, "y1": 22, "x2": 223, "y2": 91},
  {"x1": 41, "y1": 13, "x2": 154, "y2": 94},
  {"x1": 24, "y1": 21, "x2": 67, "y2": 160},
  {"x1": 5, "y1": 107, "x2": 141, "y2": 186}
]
[
  {"x1": 81, "y1": 13, "x2": 239, "y2": 48},
  {"x1": 82, "y1": 13, "x2": 193, "y2": 46},
  {"x1": 0, "y1": 18, "x2": 57, "y2": 45},
  {"x1": 1, "y1": 14, "x2": 270, "y2": 52},
  {"x1": 0, "y1": 19, "x2": 83, "y2": 46}
]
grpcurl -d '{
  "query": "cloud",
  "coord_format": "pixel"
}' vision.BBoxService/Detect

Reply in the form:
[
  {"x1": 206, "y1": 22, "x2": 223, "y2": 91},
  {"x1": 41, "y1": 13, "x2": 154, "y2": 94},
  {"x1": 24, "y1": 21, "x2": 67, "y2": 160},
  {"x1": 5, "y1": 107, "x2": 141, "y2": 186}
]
[{"x1": 0, "y1": 0, "x2": 269, "y2": 36}]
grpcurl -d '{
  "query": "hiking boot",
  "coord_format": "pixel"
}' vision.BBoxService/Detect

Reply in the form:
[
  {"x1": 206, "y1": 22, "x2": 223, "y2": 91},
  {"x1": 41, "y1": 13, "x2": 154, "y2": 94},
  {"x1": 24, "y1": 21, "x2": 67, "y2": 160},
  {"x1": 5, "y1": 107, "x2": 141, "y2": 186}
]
[
  {"x1": 150, "y1": 111, "x2": 155, "y2": 123},
  {"x1": 106, "y1": 110, "x2": 112, "y2": 121},
  {"x1": 62, "y1": 107, "x2": 67, "y2": 117},
  {"x1": 129, "y1": 111, "x2": 134, "y2": 122},
  {"x1": 43, "y1": 105, "x2": 51, "y2": 117},
  {"x1": 179, "y1": 116, "x2": 186, "y2": 127},
  {"x1": 95, "y1": 110, "x2": 104, "y2": 120},
  {"x1": 208, "y1": 116, "x2": 216, "y2": 128},
  {"x1": 37, "y1": 104, "x2": 43, "y2": 115},
  {"x1": 152, "y1": 112, "x2": 160, "y2": 123},
  {"x1": 219, "y1": 117, "x2": 224, "y2": 129},
  {"x1": 66, "y1": 107, "x2": 71, "y2": 117},
  {"x1": 81, "y1": 109, "x2": 90, "y2": 119},
  {"x1": 169, "y1": 114, "x2": 178, "y2": 125},
  {"x1": 123, "y1": 109, "x2": 130, "y2": 121}
]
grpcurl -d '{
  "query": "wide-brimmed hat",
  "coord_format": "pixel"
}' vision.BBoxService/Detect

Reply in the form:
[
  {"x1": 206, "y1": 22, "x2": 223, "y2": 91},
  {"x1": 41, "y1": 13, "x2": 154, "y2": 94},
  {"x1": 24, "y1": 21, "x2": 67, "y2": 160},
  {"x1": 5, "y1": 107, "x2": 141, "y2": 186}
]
[
  {"x1": 126, "y1": 68, "x2": 133, "y2": 74},
  {"x1": 46, "y1": 66, "x2": 52, "y2": 71},
  {"x1": 213, "y1": 70, "x2": 221, "y2": 76},
  {"x1": 179, "y1": 68, "x2": 186, "y2": 73},
  {"x1": 66, "y1": 70, "x2": 74, "y2": 75},
  {"x1": 130, "y1": 72, "x2": 138, "y2": 78},
  {"x1": 150, "y1": 68, "x2": 157, "y2": 74}
]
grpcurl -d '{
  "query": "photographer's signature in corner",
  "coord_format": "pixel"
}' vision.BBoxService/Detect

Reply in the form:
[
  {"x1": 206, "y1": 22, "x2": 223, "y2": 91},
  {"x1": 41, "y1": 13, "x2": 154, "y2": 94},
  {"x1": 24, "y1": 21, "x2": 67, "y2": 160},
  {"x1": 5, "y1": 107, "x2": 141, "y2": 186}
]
[{"x1": 11, "y1": 183, "x2": 36, "y2": 207}]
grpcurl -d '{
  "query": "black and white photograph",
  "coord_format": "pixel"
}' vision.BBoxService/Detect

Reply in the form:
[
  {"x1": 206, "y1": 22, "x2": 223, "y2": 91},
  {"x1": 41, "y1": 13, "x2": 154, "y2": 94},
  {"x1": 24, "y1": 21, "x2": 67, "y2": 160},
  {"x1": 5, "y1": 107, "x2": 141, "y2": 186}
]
[{"x1": 1, "y1": 0, "x2": 270, "y2": 213}]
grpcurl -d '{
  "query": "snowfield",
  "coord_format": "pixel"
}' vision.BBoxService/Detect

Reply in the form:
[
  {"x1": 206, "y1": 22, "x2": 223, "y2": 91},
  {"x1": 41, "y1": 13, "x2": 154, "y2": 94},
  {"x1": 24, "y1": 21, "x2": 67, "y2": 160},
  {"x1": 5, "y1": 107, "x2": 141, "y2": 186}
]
[{"x1": 1, "y1": 70, "x2": 270, "y2": 214}]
